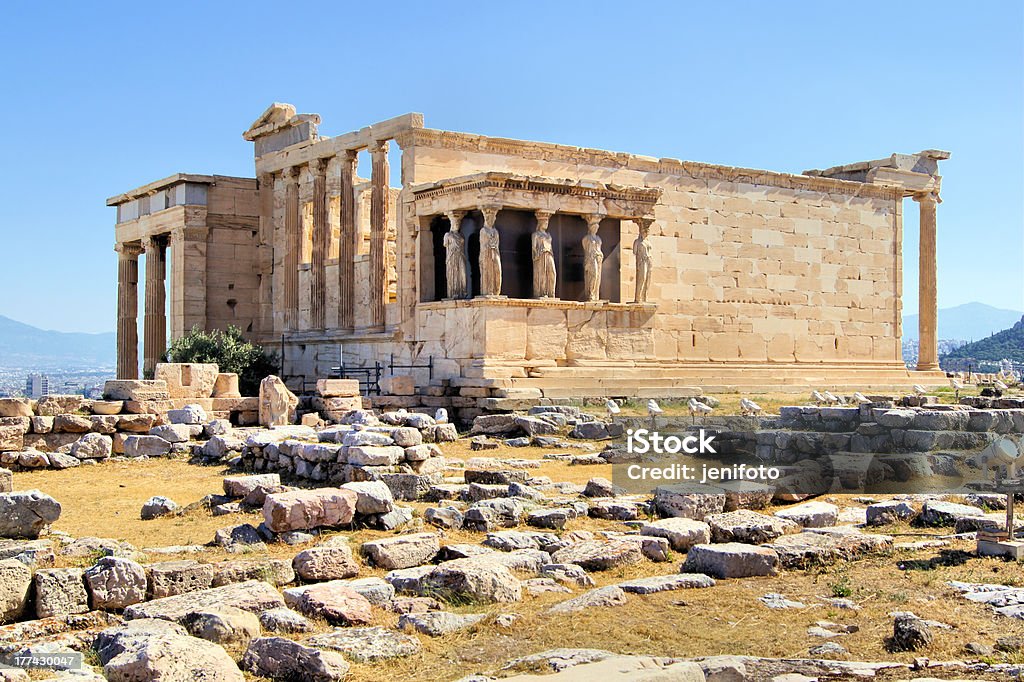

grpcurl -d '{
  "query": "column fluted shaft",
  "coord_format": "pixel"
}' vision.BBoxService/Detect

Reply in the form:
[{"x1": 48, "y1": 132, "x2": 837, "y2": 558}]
[
  {"x1": 369, "y1": 140, "x2": 389, "y2": 328},
  {"x1": 142, "y1": 236, "x2": 166, "y2": 377},
  {"x1": 284, "y1": 166, "x2": 300, "y2": 329},
  {"x1": 116, "y1": 243, "x2": 142, "y2": 379},
  {"x1": 916, "y1": 192, "x2": 939, "y2": 371},
  {"x1": 338, "y1": 150, "x2": 357, "y2": 330},
  {"x1": 310, "y1": 159, "x2": 328, "y2": 330}
]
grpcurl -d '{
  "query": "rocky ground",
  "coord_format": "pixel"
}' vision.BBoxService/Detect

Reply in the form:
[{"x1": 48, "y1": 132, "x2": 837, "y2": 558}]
[{"x1": 0, "y1": 395, "x2": 1022, "y2": 682}]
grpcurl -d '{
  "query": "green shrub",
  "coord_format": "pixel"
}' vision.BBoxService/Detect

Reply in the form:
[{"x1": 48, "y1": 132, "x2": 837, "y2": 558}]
[{"x1": 163, "y1": 325, "x2": 278, "y2": 396}]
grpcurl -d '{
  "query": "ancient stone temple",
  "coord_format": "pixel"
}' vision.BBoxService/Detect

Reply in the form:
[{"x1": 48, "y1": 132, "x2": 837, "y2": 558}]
[{"x1": 110, "y1": 102, "x2": 948, "y2": 400}]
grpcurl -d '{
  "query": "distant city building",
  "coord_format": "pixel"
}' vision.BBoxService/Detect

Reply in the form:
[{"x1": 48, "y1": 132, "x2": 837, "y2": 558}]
[{"x1": 25, "y1": 373, "x2": 49, "y2": 398}]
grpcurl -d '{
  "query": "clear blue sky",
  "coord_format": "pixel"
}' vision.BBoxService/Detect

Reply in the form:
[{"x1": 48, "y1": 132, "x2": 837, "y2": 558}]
[{"x1": 0, "y1": 1, "x2": 1020, "y2": 333}]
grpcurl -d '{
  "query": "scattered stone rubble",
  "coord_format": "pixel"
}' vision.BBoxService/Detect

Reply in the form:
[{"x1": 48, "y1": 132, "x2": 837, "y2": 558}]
[{"x1": 0, "y1": 393, "x2": 1021, "y2": 681}]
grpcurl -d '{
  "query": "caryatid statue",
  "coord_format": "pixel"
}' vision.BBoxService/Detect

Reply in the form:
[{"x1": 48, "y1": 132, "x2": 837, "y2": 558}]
[
  {"x1": 479, "y1": 206, "x2": 502, "y2": 297},
  {"x1": 632, "y1": 216, "x2": 654, "y2": 303},
  {"x1": 443, "y1": 210, "x2": 469, "y2": 299},
  {"x1": 532, "y1": 210, "x2": 556, "y2": 298},
  {"x1": 582, "y1": 214, "x2": 604, "y2": 301}
]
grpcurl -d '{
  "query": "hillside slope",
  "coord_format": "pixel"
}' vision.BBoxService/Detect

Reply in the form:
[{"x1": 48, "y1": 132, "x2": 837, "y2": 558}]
[{"x1": 942, "y1": 315, "x2": 1024, "y2": 363}]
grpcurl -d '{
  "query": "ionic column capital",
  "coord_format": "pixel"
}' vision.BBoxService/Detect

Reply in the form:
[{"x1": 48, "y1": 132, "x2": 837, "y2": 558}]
[
  {"x1": 370, "y1": 139, "x2": 390, "y2": 156},
  {"x1": 115, "y1": 242, "x2": 143, "y2": 258},
  {"x1": 284, "y1": 165, "x2": 301, "y2": 180},
  {"x1": 913, "y1": 190, "x2": 940, "y2": 205},
  {"x1": 140, "y1": 234, "x2": 165, "y2": 252},
  {"x1": 312, "y1": 157, "x2": 329, "y2": 175}
]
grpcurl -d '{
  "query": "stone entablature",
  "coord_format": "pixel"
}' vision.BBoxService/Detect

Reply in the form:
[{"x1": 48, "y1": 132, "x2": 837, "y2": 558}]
[
  {"x1": 396, "y1": 128, "x2": 907, "y2": 201},
  {"x1": 410, "y1": 173, "x2": 661, "y2": 219}
]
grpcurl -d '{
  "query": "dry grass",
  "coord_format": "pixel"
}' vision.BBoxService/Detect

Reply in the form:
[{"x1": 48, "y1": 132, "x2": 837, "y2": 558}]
[
  {"x1": 14, "y1": 459, "x2": 251, "y2": 551},
  {"x1": 343, "y1": 536, "x2": 1024, "y2": 682}
]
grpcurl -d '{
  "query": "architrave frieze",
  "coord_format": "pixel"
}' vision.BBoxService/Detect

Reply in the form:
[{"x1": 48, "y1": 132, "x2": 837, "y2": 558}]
[
  {"x1": 410, "y1": 173, "x2": 661, "y2": 219},
  {"x1": 398, "y1": 128, "x2": 902, "y2": 201}
]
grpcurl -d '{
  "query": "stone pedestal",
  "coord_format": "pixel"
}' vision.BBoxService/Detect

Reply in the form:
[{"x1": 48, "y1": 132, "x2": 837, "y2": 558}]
[
  {"x1": 155, "y1": 363, "x2": 219, "y2": 399},
  {"x1": 213, "y1": 373, "x2": 242, "y2": 398}
]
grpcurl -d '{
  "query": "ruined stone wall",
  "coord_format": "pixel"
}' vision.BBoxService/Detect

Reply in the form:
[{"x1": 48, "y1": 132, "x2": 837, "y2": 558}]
[
  {"x1": 205, "y1": 178, "x2": 260, "y2": 335},
  {"x1": 401, "y1": 133, "x2": 904, "y2": 370}
]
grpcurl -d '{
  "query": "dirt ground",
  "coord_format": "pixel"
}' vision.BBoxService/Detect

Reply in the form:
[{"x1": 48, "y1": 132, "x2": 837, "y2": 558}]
[{"x1": 10, "y1": 387, "x2": 1024, "y2": 681}]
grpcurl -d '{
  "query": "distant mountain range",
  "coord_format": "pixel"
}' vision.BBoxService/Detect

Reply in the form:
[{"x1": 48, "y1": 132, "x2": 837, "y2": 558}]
[
  {"x1": 0, "y1": 315, "x2": 115, "y2": 369},
  {"x1": 903, "y1": 302, "x2": 1024, "y2": 342}
]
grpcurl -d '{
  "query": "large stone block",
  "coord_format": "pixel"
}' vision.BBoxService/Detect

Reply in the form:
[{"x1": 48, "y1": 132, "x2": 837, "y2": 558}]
[
  {"x1": 682, "y1": 542, "x2": 780, "y2": 578},
  {"x1": 654, "y1": 484, "x2": 726, "y2": 520},
  {"x1": 155, "y1": 363, "x2": 219, "y2": 399},
  {"x1": 123, "y1": 579, "x2": 285, "y2": 623},
  {"x1": 0, "y1": 490, "x2": 61, "y2": 539},
  {"x1": 224, "y1": 473, "x2": 281, "y2": 499},
  {"x1": 482, "y1": 306, "x2": 528, "y2": 361},
  {"x1": 526, "y1": 307, "x2": 568, "y2": 361},
  {"x1": 212, "y1": 373, "x2": 242, "y2": 398},
  {"x1": 123, "y1": 435, "x2": 171, "y2": 458},
  {"x1": 97, "y1": 619, "x2": 244, "y2": 681},
  {"x1": 0, "y1": 425, "x2": 23, "y2": 452},
  {"x1": 103, "y1": 380, "x2": 170, "y2": 401},
  {"x1": 85, "y1": 557, "x2": 147, "y2": 609},
  {"x1": 262, "y1": 488, "x2": 358, "y2": 532},
  {"x1": 146, "y1": 560, "x2": 216, "y2": 599},
  {"x1": 0, "y1": 558, "x2": 32, "y2": 620},
  {"x1": 0, "y1": 399, "x2": 32, "y2": 418},
  {"x1": 420, "y1": 557, "x2": 522, "y2": 603},
  {"x1": 34, "y1": 567, "x2": 89, "y2": 618},
  {"x1": 316, "y1": 379, "x2": 361, "y2": 398},
  {"x1": 639, "y1": 518, "x2": 711, "y2": 552},
  {"x1": 242, "y1": 637, "x2": 349, "y2": 682},
  {"x1": 259, "y1": 375, "x2": 298, "y2": 427},
  {"x1": 361, "y1": 533, "x2": 440, "y2": 570},
  {"x1": 35, "y1": 395, "x2": 86, "y2": 416}
]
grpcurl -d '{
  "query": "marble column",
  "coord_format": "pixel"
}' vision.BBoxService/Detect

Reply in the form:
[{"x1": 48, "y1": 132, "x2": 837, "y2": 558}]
[
  {"x1": 310, "y1": 158, "x2": 328, "y2": 330},
  {"x1": 338, "y1": 150, "x2": 357, "y2": 329},
  {"x1": 369, "y1": 140, "x2": 389, "y2": 328},
  {"x1": 142, "y1": 235, "x2": 167, "y2": 378},
  {"x1": 915, "y1": 191, "x2": 939, "y2": 371},
  {"x1": 256, "y1": 171, "x2": 275, "y2": 334},
  {"x1": 115, "y1": 242, "x2": 142, "y2": 379},
  {"x1": 284, "y1": 166, "x2": 301, "y2": 329}
]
